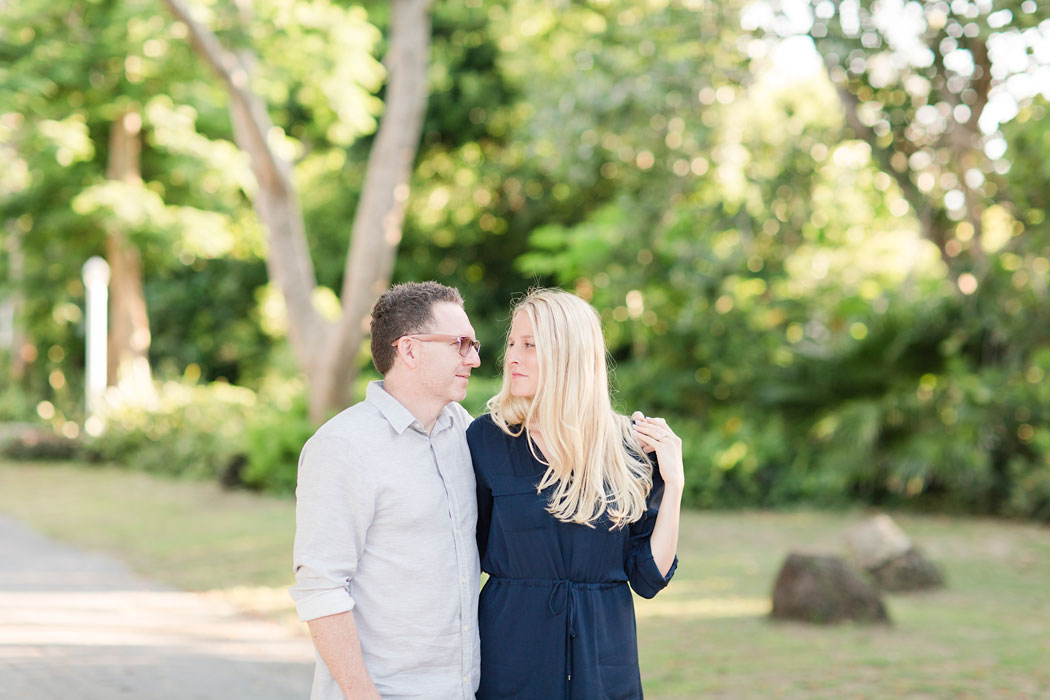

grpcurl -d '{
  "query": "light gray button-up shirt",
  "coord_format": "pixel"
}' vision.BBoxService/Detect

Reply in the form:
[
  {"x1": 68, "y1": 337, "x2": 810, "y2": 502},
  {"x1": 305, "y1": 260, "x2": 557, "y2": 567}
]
[{"x1": 291, "y1": 381, "x2": 480, "y2": 700}]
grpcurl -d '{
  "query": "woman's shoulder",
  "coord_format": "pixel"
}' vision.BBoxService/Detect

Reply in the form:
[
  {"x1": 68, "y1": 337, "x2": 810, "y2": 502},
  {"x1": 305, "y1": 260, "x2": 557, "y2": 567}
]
[
  {"x1": 466, "y1": 412, "x2": 514, "y2": 446},
  {"x1": 467, "y1": 412, "x2": 498, "y2": 436},
  {"x1": 468, "y1": 414, "x2": 524, "y2": 479}
]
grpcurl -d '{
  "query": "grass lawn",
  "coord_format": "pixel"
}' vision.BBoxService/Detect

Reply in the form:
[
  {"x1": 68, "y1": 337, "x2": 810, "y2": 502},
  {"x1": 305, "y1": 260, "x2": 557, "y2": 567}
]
[{"x1": 1, "y1": 459, "x2": 1048, "y2": 699}]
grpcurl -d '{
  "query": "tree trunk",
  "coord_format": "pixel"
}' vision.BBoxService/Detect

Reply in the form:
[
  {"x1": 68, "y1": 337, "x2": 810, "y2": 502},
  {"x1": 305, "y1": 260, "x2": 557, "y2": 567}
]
[
  {"x1": 3, "y1": 227, "x2": 26, "y2": 382},
  {"x1": 164, "y1": 0, "x2": 434, "y2": 422},
  {"x1": 313, "y1": 0, "x2": 433, "y2": 419},
  {"x1": 105, "y1": 107, "x2": 155, "y2": 399}
]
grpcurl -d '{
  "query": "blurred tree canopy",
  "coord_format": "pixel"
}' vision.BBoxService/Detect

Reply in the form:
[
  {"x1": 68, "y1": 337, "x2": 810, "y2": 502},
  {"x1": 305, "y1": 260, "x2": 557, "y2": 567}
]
[{"x1": 2, "y1": 0, "x2": 1048, "y2": 519}]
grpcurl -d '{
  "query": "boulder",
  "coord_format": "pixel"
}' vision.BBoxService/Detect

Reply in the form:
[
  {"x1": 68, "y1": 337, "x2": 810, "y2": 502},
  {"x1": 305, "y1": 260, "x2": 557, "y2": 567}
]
[
  {"x1": 846, "y1": 514, "x2": 944, "y2": 591},
  {"x1": 867, "y1": 548, "x2": 945, "y2": 592},
  {"x1": 770, "y1": 552, "x2": 890, "y2": 624},
  {"x1": 845, "y1": 514, "x2": 912, "y2": 569}
]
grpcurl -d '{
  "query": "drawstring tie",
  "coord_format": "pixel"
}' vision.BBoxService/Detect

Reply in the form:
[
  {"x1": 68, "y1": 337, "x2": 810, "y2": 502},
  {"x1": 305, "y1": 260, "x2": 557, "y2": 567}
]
[
  {"x1": 548, "y1": 579, "x2": 579, "y2": 695},
  {"x1": 547, "y1": 579, "x2": 579, "y2": 639},
  {"x1": 487, "y1": 575, "x2": 626, "y2": 699}
]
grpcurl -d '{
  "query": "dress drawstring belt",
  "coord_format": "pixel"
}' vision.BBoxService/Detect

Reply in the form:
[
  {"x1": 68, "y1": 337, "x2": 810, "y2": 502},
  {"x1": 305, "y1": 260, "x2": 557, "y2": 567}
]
[
  {"x1": 547, "y1": 579, "x2": 580, "y2": 639},
  {"x1": 547, "y1": 579, "x2": 580, "y2": 697},
  {"x1": 489, "y1": 575, "x2": 626, "y2": 700}
]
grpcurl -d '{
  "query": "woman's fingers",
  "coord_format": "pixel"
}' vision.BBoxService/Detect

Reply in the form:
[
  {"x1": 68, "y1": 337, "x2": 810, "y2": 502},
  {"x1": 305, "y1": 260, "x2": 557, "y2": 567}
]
[
  {"x1": 632, "y1": 420, "x2": 671, "y2": 439},
  {"x1": 630, "y1": 418, "x2": 658, "y2": 452},
  {"x1": 633, "y1": 419, "x2": 683, "y2": 458},
  {"x1": 631, "y1": 415, "x2": 684, "y2": 456}
]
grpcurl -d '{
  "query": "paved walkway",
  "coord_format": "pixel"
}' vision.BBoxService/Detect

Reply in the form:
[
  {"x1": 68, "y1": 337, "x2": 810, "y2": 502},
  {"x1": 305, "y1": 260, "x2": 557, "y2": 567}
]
[{"x1": 0, "y1": 514, "x2": 315, "y2": 699}]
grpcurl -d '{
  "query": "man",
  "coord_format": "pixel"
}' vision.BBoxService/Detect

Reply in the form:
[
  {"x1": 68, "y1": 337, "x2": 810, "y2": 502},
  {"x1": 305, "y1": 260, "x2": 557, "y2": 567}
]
[{"x1": 290, "y1": 281, "x2": 482, "y2": 700}]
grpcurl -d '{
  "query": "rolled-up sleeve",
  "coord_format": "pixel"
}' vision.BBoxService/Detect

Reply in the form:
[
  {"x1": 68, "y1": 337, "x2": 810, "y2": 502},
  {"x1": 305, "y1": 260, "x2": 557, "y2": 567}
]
[
  {"x1": 626, "y1": 461, "x2": 677, "y2": 599},
  {"x1": 290, "y1": 434, "x2": 374, "y2": 622}
]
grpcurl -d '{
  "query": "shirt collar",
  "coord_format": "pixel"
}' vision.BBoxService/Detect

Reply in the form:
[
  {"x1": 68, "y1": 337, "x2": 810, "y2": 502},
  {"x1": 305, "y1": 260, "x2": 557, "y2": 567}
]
[{"x1": 366, "y1": 380, "x2": 456, "y2": 435}]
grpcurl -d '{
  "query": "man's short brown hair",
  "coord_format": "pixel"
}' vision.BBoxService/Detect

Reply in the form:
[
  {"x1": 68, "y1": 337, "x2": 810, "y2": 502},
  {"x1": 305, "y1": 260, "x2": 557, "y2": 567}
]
[{"x1": 370, "y1": 282, "x2": 464, "y2": 375}]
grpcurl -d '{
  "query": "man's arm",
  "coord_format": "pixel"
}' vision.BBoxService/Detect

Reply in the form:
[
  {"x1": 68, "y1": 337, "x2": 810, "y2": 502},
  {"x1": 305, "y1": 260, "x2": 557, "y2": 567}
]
[
  {"x1": 307, "y1": 612, "x2": 381, "y2": 700},
  {"x1": 291, "y1": 434, "x2": 378, "y2": 697}
]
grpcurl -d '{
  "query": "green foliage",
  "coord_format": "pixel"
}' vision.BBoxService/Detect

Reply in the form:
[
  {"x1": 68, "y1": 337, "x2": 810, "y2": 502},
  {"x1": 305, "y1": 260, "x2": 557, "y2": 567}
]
[
  {"x1": 83, "y1": 378, "x2": 324, "y2": 495},
  {"x1": 146, "y1": 257, "x2": 273, "y2": 384},
  {"x1": 85, "y1": 380, "x2": 254, "y2": 481},
  {"x1": 0, "y1": 371, "x2": 36, "y2": 423},
  {"x1": 240, "y1": 393, "x2": 315, "y2": 494},
  {"x1": 4, "y1": 0, "x2": 1050, "y2": 521},
  {"x1": 804, "y1": 348, "x2": 1050, "y2": 520}
]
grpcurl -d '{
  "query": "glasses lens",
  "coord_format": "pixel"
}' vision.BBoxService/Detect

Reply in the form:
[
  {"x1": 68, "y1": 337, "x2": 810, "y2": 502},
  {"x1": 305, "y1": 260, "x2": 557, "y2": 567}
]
[{"x1": 457, "y1": 337, "x2": 479, "y2": 356}]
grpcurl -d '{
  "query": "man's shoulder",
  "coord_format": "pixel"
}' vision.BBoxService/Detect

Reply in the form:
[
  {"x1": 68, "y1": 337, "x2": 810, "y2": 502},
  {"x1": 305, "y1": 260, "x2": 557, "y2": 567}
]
[
  {"x1": 321, "y1": 398, "x2": 384, "y2": 432},
  {"x1": 311, "y1": 400, "x2": 385, "y2": 443}
]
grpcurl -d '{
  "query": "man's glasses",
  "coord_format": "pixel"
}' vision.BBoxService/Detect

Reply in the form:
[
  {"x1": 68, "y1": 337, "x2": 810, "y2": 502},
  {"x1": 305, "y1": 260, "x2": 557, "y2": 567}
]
[{"x1": 393, "y1": 334, "x2": 481, "y2": 357}]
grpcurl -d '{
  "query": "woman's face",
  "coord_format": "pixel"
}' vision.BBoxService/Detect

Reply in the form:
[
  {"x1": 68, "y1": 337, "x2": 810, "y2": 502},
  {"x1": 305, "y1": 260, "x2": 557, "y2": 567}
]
[{"x1": 506, "y1": 310, "x2": 540, "y2": 399}]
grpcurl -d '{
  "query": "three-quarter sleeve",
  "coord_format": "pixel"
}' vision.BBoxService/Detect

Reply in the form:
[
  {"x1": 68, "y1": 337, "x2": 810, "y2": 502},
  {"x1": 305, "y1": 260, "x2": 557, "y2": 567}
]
[
  {"x1": 626, "y1": 458, "x2": 677, "y2": 599},
  {"x1": 290, "y1": 434, "x2": 375, "y2": 622}
]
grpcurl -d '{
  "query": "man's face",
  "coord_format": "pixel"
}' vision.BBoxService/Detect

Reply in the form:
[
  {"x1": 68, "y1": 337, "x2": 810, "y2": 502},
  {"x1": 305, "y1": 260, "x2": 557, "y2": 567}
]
[{"x1": 415, "y1": 302, "x2": 481, "y2": 405}]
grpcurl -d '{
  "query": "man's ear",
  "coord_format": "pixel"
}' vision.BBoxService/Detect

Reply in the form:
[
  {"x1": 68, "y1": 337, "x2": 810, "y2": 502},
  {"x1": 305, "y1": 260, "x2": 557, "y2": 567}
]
[{"x1": 393, "y1": 337, "x2": 420, "y2": 370}]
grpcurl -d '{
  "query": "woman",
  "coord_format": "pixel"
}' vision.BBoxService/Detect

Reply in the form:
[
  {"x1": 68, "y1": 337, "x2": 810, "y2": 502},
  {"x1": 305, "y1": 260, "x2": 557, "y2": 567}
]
[{"x1": 466, "y1": 288, "x2": 684, "y2": 699}]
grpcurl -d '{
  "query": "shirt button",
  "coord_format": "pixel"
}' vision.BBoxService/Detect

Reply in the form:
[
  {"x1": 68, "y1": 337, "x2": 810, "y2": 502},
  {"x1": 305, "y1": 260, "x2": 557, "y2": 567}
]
[{"x1": 463, "y1": 624, "x2": 470, "y2": 631}]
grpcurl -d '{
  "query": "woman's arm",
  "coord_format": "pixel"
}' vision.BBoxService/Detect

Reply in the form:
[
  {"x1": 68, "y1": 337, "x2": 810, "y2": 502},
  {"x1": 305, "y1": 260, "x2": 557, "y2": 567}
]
[{"x1": 630, "y1": 413, "x2": 684, "y2": 577}]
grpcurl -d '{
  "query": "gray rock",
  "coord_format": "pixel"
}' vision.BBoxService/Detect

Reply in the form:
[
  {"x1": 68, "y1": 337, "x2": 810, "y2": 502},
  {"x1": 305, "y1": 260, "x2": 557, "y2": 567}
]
[
  {"x1": 845, "y1": 514, "x2": 912, "y2": 570},
  {"x1": 846, "y1": 515, "x2": 945, "y2": 591},
  {"x1": 868, "y1": 547, "x2": 945, "y2": 591},
  {"x1": 771, "y1": 552, "x2": 890, "y2": 624}
]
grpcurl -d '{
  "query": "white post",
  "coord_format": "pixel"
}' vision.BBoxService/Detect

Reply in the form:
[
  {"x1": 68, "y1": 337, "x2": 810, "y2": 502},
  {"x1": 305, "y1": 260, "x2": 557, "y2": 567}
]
[{"x1": 82, "y1": 256, "x2": 110, "y2": 419}]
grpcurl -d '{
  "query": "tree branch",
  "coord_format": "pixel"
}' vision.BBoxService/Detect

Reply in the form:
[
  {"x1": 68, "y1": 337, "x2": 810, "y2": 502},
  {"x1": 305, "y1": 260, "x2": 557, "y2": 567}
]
[
  {"x1": 339, "y1": 0, "x2": 434, "y2": 315},
  {"x1": 162, "y1": 0, "x2": 326, "y2": 365},
  {"x1": 966, "y1": 36, "x2": 993, "y2": 133},
  {"x1": 160, "y1": 0, "x2": 284, "y2": 194},
  {"x1": 311, "y1": 0, "x2": 434, "y2": 418}
]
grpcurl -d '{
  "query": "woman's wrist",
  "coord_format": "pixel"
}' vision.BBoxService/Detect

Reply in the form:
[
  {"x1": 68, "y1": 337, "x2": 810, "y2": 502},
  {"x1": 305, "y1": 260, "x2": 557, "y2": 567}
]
[{"x1": 661, "y1": 478, "x2": 685, "y2": 500}]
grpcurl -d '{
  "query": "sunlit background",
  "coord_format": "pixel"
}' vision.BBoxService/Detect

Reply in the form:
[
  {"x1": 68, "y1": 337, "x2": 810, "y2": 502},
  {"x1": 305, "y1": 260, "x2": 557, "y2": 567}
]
[
  {"x1": 1, "y1": 0, "x2": 1048, "y2": 513},
  {"x1": 2, "y1": 1, "x2": 1050, "y2": 697},
  {"x1": 2, "y1": 0, "x2": 1050, "y2": 515}
]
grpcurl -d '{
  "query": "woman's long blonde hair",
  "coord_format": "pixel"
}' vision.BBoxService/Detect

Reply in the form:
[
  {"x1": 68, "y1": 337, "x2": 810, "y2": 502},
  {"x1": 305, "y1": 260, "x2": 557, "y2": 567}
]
[{"x1": 486, "y1": 288, "x2": 653, "y2": 529}]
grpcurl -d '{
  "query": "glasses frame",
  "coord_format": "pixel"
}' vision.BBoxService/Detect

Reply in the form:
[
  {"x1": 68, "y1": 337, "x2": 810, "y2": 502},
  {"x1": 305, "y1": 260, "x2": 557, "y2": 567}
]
[{"x1": 392, "y1": 334, "x2": 481, "y2": 357}]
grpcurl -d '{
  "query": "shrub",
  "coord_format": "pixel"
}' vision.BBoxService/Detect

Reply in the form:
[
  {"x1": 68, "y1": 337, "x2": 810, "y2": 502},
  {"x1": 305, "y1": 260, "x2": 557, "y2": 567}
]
[
  {"x1": 239, "y1": 393, "x2": 315, "y2": 494},
  {"x1": 85, "y1": 380, "x2": 254, "y2": 481}
]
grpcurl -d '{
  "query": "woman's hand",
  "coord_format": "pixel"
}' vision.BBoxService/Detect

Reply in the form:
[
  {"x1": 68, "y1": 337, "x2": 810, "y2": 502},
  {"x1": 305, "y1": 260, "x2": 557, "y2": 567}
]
[{"x1": 630, "y1": 411, "x2": 685, "y2": 492}]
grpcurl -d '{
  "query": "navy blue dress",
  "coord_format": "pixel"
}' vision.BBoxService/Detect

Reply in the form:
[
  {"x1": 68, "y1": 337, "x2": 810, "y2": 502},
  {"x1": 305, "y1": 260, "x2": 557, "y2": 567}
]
[{"x1": 467, "y1": 414, "x2": 677, "y2": 700}]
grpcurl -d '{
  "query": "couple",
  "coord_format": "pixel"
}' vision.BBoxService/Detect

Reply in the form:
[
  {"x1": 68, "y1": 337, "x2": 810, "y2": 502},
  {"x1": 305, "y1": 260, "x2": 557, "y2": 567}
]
[{"x1": 290, "y1": 282, "x2": 684, "y2": 700}]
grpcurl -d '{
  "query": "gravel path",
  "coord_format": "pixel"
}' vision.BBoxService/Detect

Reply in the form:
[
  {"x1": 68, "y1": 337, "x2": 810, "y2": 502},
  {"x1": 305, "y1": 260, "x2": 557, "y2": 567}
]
[{"x1": 0, "y1": 513, "x2": 314, "y2": 699}]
